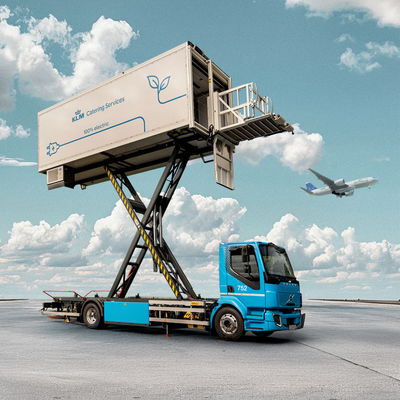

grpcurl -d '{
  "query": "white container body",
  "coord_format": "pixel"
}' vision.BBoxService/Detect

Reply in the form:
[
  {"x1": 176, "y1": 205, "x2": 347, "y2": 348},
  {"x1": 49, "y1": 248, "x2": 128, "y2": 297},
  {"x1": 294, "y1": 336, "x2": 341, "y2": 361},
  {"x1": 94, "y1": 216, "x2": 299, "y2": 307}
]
[{"x1": 38, "y1": 44, "x2": 192, "y2": 173}]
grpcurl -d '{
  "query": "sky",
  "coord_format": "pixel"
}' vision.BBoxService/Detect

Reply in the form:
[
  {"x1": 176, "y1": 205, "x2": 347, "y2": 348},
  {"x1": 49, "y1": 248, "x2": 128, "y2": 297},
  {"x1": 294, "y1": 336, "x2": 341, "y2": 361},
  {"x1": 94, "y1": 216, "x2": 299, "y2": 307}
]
[{"x1": 0, "y1": 0, "x2": 399, "y2": 300}]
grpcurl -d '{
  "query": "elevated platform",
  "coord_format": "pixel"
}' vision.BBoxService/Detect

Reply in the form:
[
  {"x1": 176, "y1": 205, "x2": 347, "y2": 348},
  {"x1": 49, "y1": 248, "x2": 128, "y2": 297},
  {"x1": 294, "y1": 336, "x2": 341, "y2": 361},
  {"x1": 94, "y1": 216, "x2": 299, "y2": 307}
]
[{"x1": 219, "y1": 113, "x2": 292, "y2": 144}]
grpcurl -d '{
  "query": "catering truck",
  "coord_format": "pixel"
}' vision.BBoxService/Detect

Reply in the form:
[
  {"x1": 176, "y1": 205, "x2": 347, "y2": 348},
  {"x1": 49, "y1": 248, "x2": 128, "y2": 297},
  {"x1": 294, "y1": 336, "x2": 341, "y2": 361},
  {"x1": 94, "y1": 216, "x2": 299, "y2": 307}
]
[
  {"x1": 43, "y1": 242, "x2": 304, "y2": 341},
  {"x1": 39, "y1": 42, "x2": 304, "y2": 340}
]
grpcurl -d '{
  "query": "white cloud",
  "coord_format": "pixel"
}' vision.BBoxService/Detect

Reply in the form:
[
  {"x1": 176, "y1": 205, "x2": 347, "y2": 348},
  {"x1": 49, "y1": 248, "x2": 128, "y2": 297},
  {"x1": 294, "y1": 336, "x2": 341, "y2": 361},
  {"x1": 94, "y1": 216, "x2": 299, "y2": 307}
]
[
  {"x1": 74, "y1": 262, "x2": 107, "y2": 277},
  {"x1": 285, "y1": 0, "x2": 400, "y2": 28},
  {"x1": 335, "y1": 33, "x2": 354, "y2": 43},
  {"x1": 164, "y1": 187, "x2": 246, "y2": 256},
  {"x1": 236, "y1": 123, "x2": 323, "y2": 172},
  {"x1": 0, "y1": 118, "x2": 30, "y2": 140},
  {"x1": 339, "y1": 48, "x2": 380, "y2": 73},
  {"x1": 258, "y1": 213, "x2": 400, "y2": 282},
  {"x1": 83, "y1": 187, "x2": 247, "y2": 259},
  {"x1": 27, "y1": 14, "x2": 72, "y2": 47},
  {"x1": 343, "y1": 285, "x2": 371, "y2": 290},
  {"x1": 0, "y1": 5, "x2": 11, "y2": 20},
  {"x1": 1, "y1": 214, "x2": 84, "y2": 254},
  {"x1": 339, "y1": 41, "x2": 400, "y2": 73},
  {"x1": 1, "y1": 190, "x2": 400, "y2": 297},
  {"x1": 0, "y1": 118, "x2": 11, "y2": 139},
  {"x1": 0, "y1": 156, "x2": 36, "y2": 166},
  {"x1": 0, "y1": 8, "x2": 138, "y2": 109},
  {"x1": 365, "y1": 41, "x2": 400, "y2": 57},
  {"x1": 0, "y1": 214, "x2": 88, "y2": 279},
  {"x1": 82, "y1": 199, "x2": 136, "y2": 256},
  {"x1": 65, "y1": 16, "x2": 137, "y2": 96},
  {"x1": 82, "y1": 190, "x2": 400, "y2": 293},
  {"x1": 14, "y1": 124, "x2": 30, "y2": 138},
  {"x1": 0, "y1": 274, "x2": 20, "y2": 284},
  {"x1": 317, "y1": 271, "x2": 349, "y2": 283},
  {"x1": 374, "y1": 156, "x2": 390, "y2": 163}
]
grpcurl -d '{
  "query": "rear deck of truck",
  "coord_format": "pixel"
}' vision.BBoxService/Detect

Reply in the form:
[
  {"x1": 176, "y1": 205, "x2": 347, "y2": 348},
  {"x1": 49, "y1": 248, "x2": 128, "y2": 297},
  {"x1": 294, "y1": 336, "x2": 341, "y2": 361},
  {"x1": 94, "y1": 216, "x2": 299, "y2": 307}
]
[{"x1": 42, "y1": 291, "x2": 217, "y2": 331}]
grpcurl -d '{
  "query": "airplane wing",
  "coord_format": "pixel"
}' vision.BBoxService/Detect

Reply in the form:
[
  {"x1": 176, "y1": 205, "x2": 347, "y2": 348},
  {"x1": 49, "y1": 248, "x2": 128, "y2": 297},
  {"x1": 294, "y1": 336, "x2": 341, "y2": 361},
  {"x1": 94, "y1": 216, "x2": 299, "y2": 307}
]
[{"x1": 308, "y1": 169, "x2": 337, "y2": 190}]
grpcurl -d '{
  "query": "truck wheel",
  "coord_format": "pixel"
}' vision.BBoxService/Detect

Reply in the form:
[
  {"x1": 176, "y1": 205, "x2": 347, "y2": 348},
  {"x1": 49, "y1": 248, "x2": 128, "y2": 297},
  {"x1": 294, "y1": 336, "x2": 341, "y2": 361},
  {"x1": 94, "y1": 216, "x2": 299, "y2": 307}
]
[
  {"x1": 214, "y1": 307, "x2": 244, "y2": 341},
  {"x1": 83, "y1": 303, "x2": 103, "y2": 329},
  {"x1": 252, "y1": 331, "x2": 273, "y2": 338}
]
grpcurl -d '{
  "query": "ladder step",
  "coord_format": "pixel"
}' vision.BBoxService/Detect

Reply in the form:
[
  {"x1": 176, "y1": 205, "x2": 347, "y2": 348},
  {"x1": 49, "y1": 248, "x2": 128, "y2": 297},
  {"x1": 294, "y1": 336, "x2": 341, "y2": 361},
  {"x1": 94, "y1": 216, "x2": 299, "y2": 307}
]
[{"x1": 128, "y1": 199, "x2": 147, "y2": 214}]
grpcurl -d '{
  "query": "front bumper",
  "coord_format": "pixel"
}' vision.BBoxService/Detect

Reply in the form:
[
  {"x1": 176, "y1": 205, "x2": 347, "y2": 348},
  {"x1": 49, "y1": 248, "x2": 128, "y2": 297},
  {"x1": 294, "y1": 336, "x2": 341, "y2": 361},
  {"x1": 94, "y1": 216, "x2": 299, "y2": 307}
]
[
  {"x1": 245, "y1": 311, "x2": 305, "y2": 332},
  {"x1": 272, "y1": 311, "x2": 306, "y2": 330}
]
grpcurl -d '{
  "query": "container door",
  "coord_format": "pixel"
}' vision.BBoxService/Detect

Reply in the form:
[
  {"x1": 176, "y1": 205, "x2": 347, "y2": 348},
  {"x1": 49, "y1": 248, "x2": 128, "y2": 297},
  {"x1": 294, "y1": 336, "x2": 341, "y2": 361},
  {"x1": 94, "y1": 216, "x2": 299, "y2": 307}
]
[{"x1": 213, "y1": 136, "x2": 234, "y2": 190}]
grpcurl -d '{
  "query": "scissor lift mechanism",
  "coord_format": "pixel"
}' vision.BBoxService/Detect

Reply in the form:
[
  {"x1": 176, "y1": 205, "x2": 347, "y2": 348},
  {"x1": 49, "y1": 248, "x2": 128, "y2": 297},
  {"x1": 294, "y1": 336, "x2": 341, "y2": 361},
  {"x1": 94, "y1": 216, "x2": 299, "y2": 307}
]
[{"x1": 105, "y1": 144, "x2": 200, "y2": 300}]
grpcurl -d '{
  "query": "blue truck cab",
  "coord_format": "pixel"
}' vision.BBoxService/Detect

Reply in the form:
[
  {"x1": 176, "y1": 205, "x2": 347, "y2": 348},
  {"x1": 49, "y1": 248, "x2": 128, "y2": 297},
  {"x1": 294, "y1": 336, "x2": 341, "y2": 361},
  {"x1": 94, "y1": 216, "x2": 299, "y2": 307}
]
[{"x1": 210, "y1": 242, "x2": 305, "y2": 340}]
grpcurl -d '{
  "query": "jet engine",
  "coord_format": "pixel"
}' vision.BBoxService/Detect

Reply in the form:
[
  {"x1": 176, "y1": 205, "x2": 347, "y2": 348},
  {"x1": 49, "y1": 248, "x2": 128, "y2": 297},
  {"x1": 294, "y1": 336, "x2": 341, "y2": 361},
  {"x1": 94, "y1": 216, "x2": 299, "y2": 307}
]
[
  {"x1": 345, "y1": 189, "x2": 354, "y2": 196},
  {"x1": 334, "y1": 178, "x2": 345, "y2": 185}
]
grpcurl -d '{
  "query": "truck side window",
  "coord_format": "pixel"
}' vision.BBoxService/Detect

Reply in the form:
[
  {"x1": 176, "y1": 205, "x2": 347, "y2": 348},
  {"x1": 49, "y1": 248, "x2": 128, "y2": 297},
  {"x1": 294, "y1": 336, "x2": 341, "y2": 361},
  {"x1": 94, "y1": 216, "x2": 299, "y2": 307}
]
[{"x1": 229, "y1": 246, "x2": 260, "y2": 290}]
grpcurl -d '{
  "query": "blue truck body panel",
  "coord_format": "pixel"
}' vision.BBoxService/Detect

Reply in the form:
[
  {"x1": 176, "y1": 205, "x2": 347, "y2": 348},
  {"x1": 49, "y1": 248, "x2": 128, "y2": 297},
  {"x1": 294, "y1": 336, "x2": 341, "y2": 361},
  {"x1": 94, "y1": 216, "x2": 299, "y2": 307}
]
[{"x1": 104, "y1": 301, "x2": 149, "y2": 325}]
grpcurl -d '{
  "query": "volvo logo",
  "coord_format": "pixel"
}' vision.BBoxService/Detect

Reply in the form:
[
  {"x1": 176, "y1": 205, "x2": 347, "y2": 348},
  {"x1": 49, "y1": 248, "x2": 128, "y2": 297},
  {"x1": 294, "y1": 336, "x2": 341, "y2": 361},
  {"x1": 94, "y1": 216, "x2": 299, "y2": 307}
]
[{"x1": 286, "y1": 294, "x2": 295, "y2": 304}]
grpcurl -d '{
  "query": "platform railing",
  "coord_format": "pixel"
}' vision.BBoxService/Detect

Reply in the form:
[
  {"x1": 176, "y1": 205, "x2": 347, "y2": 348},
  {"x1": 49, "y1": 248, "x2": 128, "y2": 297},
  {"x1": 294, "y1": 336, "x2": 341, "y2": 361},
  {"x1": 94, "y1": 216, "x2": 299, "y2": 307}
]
[
  {"x1": 43, "y1": 290, "x2": 108, "y2": 300},
  {"x1": 214, "y1": 82, "x2": 273, "y2": 130},
  {"x1": 43, "y1": 290, "x2": 84, "y2": 300}
]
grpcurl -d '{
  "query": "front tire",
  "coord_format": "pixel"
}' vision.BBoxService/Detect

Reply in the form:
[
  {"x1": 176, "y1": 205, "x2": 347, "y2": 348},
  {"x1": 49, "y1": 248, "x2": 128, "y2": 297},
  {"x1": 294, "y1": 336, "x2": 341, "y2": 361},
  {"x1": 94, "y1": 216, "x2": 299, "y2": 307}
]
[
  {"x1": 214, "y1": 307, "x2": 244, "y2": 341},
  {"x1": 82, "y1": 303, "x2": 103, "y2": 329}
]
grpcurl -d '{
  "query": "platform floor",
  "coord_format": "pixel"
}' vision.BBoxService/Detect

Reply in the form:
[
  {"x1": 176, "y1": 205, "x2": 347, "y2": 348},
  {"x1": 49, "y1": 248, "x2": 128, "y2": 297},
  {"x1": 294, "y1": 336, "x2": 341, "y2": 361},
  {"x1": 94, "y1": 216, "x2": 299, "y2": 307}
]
[{"x1": 0, "y1": 299, "x2": 399, "y2": 399}]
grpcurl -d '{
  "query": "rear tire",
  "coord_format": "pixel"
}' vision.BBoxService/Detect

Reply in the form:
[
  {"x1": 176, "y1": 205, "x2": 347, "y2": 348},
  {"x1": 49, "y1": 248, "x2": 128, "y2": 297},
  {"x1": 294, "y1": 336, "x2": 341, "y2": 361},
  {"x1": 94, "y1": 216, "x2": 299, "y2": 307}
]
[
  {"x1": 252, "y1": 330, "x2": 273, "y2": 338},
  {"x1": 83, "y1": 303, "x2": 103, "y2": 329},
  {"x1": 214, "y1": 307, "x2": 244, "y2": 341}
]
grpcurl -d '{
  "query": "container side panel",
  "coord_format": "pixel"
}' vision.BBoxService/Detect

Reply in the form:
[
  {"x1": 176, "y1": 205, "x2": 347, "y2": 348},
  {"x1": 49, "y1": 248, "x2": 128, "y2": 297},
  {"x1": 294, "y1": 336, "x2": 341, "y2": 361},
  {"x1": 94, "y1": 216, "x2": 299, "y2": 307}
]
[
  {"x1": 104, "y1": 301, "x2": 150, "y2": 324},
  {"x1": 38, "y1": 47, "x2": 189, "y2": 172}
]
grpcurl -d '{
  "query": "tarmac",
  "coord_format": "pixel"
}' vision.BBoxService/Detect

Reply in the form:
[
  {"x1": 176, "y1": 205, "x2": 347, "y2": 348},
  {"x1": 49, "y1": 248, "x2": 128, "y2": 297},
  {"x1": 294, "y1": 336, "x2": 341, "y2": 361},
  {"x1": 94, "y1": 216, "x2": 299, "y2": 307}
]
[{"x1": 0, "y1": 299, "x2": 399, "y2": 399}]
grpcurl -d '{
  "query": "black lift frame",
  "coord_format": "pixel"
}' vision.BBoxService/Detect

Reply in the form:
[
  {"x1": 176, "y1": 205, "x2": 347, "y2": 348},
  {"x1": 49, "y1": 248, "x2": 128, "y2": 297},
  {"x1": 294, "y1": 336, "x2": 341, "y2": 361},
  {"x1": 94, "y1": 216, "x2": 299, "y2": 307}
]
[{"x1": 105, "y1": 144, "x2": 198, "y2": 300}]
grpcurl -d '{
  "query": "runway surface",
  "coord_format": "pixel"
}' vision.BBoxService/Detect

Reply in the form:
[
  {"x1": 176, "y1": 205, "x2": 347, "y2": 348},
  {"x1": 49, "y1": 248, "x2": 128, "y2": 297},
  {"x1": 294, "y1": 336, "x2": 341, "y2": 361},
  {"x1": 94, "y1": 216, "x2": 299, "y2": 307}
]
[{"x1": 0, "y1": 299, "x2": 399, "y2": 399}]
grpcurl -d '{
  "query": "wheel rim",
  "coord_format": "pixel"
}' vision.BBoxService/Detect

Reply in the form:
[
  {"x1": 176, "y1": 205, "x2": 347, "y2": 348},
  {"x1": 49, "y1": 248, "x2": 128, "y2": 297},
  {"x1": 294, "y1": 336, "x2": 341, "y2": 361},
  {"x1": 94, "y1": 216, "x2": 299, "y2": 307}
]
[
  {"x1": 86, "y1": 306, "x2": 97, "y2": 325},
  {"x1": 219, "y1": 313, "x2": 238, "y2": 335}
]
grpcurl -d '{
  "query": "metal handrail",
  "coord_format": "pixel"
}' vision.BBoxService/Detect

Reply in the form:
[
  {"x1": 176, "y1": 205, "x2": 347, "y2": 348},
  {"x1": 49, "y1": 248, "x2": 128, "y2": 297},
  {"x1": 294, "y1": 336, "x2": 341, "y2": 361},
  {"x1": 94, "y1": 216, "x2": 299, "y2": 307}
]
[
  {"x1": 216, "y1": 82, "x2": 273, "y2": 130},
  {"x1": 43, "y1": 290, "x2": 84, "y2": 300},
  {"x1": 43, "y1": 289, "x2": 109, "y2": 300}
]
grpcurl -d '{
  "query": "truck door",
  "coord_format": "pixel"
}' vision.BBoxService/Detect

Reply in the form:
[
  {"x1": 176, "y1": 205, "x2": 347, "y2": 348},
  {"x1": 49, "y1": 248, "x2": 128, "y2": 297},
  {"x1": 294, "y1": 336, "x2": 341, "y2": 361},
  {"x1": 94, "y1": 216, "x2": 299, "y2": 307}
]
[{"x1": 225, "y1": 245, "x2": 265, "y2": 313}]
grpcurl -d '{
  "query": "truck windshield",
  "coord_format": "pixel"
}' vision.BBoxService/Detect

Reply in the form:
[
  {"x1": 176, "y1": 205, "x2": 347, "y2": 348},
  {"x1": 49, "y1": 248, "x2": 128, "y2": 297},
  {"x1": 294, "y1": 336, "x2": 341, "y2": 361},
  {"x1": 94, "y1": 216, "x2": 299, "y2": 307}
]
[{"x1": 259, "y1": 244, "x2": 296, "y2": 281}]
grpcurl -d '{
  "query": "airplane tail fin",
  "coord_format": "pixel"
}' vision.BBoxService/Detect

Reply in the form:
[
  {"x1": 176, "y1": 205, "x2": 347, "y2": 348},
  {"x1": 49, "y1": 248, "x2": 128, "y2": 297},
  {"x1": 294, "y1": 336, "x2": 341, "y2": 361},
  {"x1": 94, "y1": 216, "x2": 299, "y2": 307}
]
[{"x1": 301, "y1": 182, "x2": 317, "y2": 195}]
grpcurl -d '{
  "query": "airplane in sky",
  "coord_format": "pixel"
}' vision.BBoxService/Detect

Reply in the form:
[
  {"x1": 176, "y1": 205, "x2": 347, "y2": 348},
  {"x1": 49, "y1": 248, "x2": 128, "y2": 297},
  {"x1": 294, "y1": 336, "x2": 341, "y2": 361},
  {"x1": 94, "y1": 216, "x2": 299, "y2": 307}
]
[{"x1": 301, "y1": 169, "x2": 378, "y2": 197}]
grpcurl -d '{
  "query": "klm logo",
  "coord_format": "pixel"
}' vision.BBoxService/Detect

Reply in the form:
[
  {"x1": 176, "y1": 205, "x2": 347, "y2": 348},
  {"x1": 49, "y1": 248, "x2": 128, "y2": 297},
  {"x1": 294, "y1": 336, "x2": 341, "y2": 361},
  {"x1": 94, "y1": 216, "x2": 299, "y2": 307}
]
[{"x1": 72, "y1": 109, "x2": 84, "y2": 123}]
